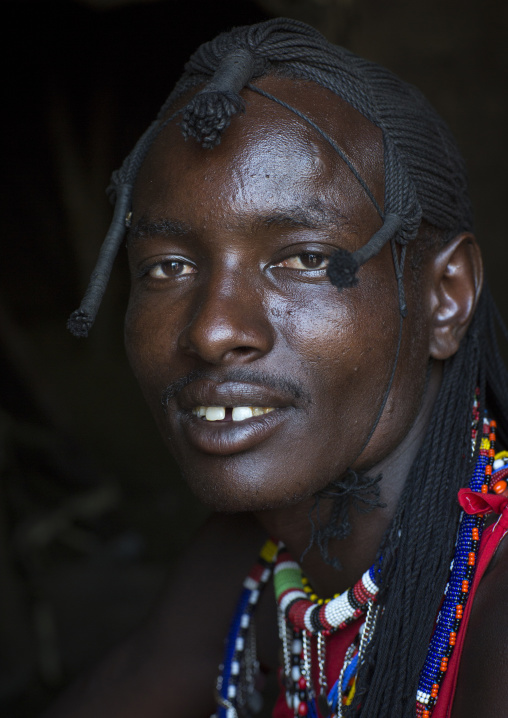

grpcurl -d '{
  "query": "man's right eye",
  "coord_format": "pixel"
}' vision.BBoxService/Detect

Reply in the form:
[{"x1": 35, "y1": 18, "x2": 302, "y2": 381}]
[{"x1": 146, "y1": 260, "x2": 196, "y2": 279}]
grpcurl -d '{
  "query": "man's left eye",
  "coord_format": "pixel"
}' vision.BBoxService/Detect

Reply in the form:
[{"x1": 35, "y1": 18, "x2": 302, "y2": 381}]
[{"x1": 275, "y1": 253, "x2": 329, "y2": 270}]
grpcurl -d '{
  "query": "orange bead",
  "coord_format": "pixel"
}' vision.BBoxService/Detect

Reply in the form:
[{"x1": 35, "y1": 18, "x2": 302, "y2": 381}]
[
  {"x1": 423, "y1": 711, "x2": 431, "y2": 718},
  {"x1": 489, "y1": 449, "x2": 496, "y2": 457},
  {"x1": 449, "y1": 632, "x2": 456, "y2": 645},
  {"x1": 481, "y1": 484, "x2": 488, "y2": 493},
  {"x1": 462, "y1": 580, "x2": 469, "y2": 593},
  {"x1": 491, "y1": 420, "x2": 497, "y2": 428},
  {"x1": 485, "y1": 465, "x2": 492, "y2": 475},
  {"x1": 472, "y1": 528, "x2": 479, "y2": 540},
  {"x1": 468, "y1": 552, "x2": 475, "y2": 566},
  {"x1": 456, "y1": 605, "x2": 463, "y2": 618},
  {"x1": 493, "y1": 480, "x2": 507, "y2": 495}
]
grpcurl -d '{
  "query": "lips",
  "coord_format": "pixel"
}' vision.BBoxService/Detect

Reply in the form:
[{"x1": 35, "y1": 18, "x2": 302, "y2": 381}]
[{"x1": 168, "y1": 379, "x2": 296, "y2": 455}]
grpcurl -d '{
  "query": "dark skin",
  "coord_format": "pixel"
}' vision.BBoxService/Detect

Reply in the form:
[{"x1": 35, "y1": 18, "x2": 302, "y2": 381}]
[{"x1": 44, "y1": 76, "x2": 507, "y2": 718}]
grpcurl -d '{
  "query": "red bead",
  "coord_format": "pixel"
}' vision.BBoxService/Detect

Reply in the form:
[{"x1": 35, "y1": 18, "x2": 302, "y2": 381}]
[
  {"x1": 493, "y1": 480, "x2": 507, "y2": 495},
  {"x1": 298, "y1": 702, "x2": 308, "y2": 716},
  {"x1": 298, "y1": 676, "x2": 307, "y2": 690}
]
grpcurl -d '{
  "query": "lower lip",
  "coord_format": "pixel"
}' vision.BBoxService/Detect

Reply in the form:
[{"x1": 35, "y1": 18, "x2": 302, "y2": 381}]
[{"x1": 178, "y1": 409, "x2": 289, "y2": 455}]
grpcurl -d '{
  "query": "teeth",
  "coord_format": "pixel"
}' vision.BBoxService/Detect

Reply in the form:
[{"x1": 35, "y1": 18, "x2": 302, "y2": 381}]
[
  {"x1": 192, "y1": 406, "x2": 275, "y2": 421},
  {"x1": 205, "y1": 406, "x2": 226, "y2": 421},
  {"x1": 232, "y1": 407, "x2": 253, "y2": 421}
]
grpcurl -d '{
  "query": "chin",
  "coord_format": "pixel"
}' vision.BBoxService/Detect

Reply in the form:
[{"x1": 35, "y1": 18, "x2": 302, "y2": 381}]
[{"x1": 180, "y1": 465, "x2": 312, "y2": 513}]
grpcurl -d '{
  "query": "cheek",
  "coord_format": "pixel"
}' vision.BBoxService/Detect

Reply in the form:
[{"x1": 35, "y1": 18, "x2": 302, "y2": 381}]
[
  {"x1": 124, "y1": 292, "x2": 177, "y2": 406},
  {"x1": 271, "y1": 284, "x2": 400, "y2": 416}
]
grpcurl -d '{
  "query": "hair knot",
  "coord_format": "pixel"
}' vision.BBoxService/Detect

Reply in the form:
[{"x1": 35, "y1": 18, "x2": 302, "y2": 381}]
[
  {"x1": 327, "y1": 248, "x2": 359, "y2": 290},
  {"x1": 67, "y1": 309, "x2": 93, "y2": 338},
  {"x1": 180, "y1": 48, "x2": 257, "y2": 148}
]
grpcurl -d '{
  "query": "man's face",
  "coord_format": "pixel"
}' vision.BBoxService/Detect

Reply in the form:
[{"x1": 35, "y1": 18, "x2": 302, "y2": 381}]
[{"x1": 125, "y1": 76, "x2": 431, "y2": 512}]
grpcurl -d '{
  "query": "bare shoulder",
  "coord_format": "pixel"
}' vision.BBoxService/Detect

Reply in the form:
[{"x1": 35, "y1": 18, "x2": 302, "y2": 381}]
[
  {"x1": 452, "y1": 529, "x2": 508, "y2": 718},
  {"x1": 42, "y1": 512, "x2": 271, "y2": 718}
]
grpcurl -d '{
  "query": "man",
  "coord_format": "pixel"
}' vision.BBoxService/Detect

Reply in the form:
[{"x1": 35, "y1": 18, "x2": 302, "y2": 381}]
[{"x1": 49, "y1": 17, "x2": 508, "y2": 718}]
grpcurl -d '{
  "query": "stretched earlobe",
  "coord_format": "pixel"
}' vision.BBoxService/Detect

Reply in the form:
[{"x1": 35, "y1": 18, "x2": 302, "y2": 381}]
[{"x1": 428, "y1": 233, "x2": 483, "y2": 360}]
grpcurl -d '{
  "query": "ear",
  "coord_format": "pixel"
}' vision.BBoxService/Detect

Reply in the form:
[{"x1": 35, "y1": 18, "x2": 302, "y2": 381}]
[{"x1": 428, "y1": 233, "x2": 483, "y2": 360}]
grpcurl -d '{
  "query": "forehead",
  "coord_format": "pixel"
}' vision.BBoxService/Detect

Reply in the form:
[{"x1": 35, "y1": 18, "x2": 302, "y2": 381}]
[{"x1": 133, "y1": 76, "x2": 385, "y2": 228}]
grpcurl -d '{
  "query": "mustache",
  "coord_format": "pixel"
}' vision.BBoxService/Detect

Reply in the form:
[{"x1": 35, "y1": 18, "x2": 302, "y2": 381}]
[{"x1": 161, "y1": 367, "x2": 310, "y2": 408}]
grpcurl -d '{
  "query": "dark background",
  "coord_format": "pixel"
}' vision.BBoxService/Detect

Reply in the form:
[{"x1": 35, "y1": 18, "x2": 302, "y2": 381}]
[{"x1": 1, "y1": 0, "x2": 506, "y2": 715}]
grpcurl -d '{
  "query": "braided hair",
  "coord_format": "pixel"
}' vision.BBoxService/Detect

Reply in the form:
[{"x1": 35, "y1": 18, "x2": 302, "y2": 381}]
[{"x1": 67, "y1": 18, "x2": 508, "y2": 717}]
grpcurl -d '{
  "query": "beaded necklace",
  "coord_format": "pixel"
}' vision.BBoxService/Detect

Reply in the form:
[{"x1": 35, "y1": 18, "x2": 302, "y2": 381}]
[
  {"x1": 213, "y1": 403, "x2": 502, "y2": 718},
  {"x1": 415, "y1": 412, "x2": 496, "y2": 717},
  {"x1": 273, "y1": 548, "x2": 379, "y2": 716}
]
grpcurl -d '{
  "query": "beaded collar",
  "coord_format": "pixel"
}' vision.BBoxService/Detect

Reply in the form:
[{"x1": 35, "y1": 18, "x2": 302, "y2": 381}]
[{"x1": 212, "y1": 407, "x2": 504, "y2": 718}]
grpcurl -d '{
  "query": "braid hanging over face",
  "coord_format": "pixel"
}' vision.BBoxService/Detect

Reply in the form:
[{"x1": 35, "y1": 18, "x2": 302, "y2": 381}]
[{"x1": 66, "y1": 17, "x2": 508, "y2": 718}]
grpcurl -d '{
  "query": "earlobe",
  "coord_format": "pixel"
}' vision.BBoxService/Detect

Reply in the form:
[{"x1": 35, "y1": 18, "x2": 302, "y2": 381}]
[{"x1": 428, "y1": 233, "x2": 483, "y2": 360}]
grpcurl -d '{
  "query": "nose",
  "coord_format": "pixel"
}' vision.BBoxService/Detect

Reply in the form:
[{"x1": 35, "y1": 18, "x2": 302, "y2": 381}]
[{"x1": 178, "y1": 269, "x2": 275, "y2": 365}]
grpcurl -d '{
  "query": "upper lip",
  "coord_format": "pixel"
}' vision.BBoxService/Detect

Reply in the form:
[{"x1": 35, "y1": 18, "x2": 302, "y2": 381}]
[{"x1": 175, "y1": 379, "x2": 295, "y2": 412}]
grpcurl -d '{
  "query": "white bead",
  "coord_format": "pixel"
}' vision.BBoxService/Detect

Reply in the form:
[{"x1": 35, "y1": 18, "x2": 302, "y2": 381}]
[
  {"x1": 304, "y1": 605, "x2": 316, "y2": 634},
  {"x1": 279, "y1": 589, "x2": 307, "y2": 614},
  {"x1": 273, "y1": 560, "x2": 301, "y2": 574},
  {"x1": 291, "y1": 665, "x2": 301, "y2": 681},
  {"x1": 249, "y1": 589, "x2": 260, "y2": 604},
  {"x1": 292, "y1": 638, "x2": 302, "y2": 654},
  {"x1": 363, "y1": 570, "x2": 378, "y2": 595},
  {"x1": 226, "y1": 708, "x2": 236, "y2": 718},
  {"x1": 261, "y1": 568, "x2": 271, "y2": 582},
  {"x1": 244, "y1": 576, "x2": 257, "y2": 591},
  {"x1": 227, "y1": 685, "x2": 237, "y2": 698},
  {"x1": 231, "y1": 661, "x2": 240, "y2": 675},
  {"x1": 241, "y1": 614, "x2": 250, "y2": 629},
  {"x1": 235, "y1": 636, "x2": 244, "y2": 651},
  {"x1": 494, "y1": 458, "x2": 505, "y2": 470}
]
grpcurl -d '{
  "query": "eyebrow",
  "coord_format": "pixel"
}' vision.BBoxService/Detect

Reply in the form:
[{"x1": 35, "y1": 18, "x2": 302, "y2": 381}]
[
  {"x1": 128, "y1": 216, "x2": 191, "y2": 244},
  {"x1": 254, "y1": 204, "x2": 348, "y2": 231},
  {"x1": 127, "y1": 202, "x2": 350, "y2": 244}
]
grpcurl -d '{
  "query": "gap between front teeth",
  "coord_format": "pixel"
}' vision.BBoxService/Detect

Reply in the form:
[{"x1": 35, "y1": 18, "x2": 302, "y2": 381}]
[{"x1": 192, "y1": 406, "x2": 275, "y2": 421}]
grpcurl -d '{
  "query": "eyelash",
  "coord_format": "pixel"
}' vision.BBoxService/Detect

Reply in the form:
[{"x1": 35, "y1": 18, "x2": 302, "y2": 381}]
[
  {"x1": 139, "y1": 259, "x2": 196, "y2": 279},
  {"x1": 273, "y1": 252, "x2": 329, "y2": 271}
]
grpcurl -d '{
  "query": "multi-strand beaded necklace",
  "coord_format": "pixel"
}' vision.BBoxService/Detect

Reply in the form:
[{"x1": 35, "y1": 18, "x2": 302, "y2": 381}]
[
  {"x1": 273, "y1": 547, "x2": 379, "y2": 717},
  {"x1": 212, "y1": 404, "x2": 505, "y2": 718}
]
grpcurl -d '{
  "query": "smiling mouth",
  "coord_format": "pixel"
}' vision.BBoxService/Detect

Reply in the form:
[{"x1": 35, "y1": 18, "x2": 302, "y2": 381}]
[{"x1": 191, "y1": 406, "x2": 275, "y2": 421}]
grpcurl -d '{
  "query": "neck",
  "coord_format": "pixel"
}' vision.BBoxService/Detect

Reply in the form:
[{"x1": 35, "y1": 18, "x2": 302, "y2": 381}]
[{"x1": 254, "y1": 362, "x2": 443, "y2": 596}]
